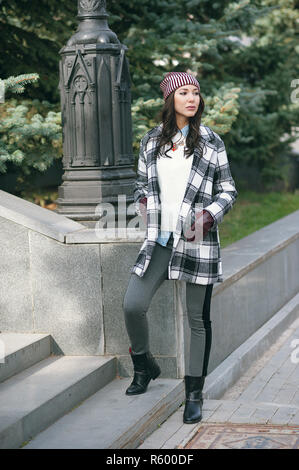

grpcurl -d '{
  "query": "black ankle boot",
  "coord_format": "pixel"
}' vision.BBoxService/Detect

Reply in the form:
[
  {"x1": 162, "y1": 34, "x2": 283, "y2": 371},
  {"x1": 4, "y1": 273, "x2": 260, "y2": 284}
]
[
  {"x1": 183, "y1": 375, "x2": 205, "y2": 424},
  {"x1": 125, "y1": 348, "x2": 161, "y2": 395}
]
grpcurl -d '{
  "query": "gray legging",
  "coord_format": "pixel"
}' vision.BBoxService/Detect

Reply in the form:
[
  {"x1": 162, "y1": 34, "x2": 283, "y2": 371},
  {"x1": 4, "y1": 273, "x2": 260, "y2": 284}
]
[{"x1": 122, "y1": 234, "x2": 213, "y2": 377}]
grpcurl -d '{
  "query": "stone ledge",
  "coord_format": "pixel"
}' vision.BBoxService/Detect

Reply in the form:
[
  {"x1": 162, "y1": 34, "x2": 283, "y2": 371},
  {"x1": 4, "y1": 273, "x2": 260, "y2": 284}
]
[
  {"x1": 0, "y1": 190, "x2": 85, "y2": 242},
  {"x1": 65, "y1": 227, "x2": 146, "y2": 243},
  {"x1": 1, "y1": 190, "x2": 299, "y2": 294},
  {"x1": 219, "y1": 210, "x2": 299, "y2": 292}
]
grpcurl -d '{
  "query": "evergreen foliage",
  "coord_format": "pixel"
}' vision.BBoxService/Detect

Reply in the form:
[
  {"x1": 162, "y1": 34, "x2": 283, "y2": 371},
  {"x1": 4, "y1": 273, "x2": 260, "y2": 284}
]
[
  {"x1": 0, "y1": 0, "x2": 298, "y2": 189},
  {"x1": 0, "y1": 75, "x2": 61, "y2": 190}
]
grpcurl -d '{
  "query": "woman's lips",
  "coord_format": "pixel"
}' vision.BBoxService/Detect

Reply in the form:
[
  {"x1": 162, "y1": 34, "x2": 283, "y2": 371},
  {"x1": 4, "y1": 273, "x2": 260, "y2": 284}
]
[{"x1": 186, "y1": 107, "x2": 196, "y2": 109}]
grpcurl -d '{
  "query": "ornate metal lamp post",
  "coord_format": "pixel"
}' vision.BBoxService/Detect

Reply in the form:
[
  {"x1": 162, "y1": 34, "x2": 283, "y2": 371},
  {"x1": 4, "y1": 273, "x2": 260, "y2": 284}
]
[{"x1": 55, "y1": 0, "x2": 136, "y2": 226}]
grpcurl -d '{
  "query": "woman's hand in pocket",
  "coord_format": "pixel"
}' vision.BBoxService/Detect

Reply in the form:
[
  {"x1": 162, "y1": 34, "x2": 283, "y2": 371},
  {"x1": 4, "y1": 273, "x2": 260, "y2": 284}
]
[{"x1": 184, "y1": 209, "x2": 214, "y2": 242}]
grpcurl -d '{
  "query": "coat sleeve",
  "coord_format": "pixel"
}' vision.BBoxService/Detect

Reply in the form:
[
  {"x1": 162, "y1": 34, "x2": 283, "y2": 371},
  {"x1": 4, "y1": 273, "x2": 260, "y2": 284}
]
[
  {"x1": 204, "y1": 136, "x2": 238, "y2": 230},
  {"x1": 133, "y1": 136, "x2": 149, "y2": 216}
]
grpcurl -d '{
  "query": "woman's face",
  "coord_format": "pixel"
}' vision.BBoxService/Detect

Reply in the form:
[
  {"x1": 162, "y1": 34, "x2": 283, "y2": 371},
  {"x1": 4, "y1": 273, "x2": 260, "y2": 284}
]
[{"x1": 174, "y1": 84, "x2": 200, "y2": 122}]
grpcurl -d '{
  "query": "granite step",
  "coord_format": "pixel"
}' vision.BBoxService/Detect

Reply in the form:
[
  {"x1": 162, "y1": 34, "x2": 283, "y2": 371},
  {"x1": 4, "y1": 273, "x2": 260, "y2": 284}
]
[
  {"x1": 0, "y1": 333, "x2": 51, "y2": 382},
  {"x1": 22, "y1": 377, "x2": 184, "y2": 449},
  {"x1": 0, "y1": 354, "x2": 116, "y2": 449}
]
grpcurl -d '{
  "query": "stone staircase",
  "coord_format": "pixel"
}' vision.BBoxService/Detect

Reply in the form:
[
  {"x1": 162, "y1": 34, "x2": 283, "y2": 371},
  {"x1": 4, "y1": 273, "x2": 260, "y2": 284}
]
[
  {"x1": 0, "y1": 333, "x2": 183, "y2": 449},
  {"x1": 1, "y1": 290, "x2": 298, "y2": 448}
]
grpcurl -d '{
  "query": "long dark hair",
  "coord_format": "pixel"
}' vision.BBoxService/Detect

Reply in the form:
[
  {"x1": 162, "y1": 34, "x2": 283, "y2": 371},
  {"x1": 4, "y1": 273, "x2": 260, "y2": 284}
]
[{"x1": 154, "y1": 90, "x2": 205, "y2": 159}]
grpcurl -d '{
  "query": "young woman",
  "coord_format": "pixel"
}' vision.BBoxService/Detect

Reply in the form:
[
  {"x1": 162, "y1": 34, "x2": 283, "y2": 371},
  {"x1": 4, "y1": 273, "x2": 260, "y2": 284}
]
[{"x1": 122, "y1": 72, "x2": 238, "y2": 424}]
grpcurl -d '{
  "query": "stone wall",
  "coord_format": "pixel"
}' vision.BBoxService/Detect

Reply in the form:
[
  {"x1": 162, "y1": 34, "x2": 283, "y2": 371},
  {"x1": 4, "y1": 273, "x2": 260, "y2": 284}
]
[{"x1": 0, "y1": 190, "x2": 298, "y2": 378}]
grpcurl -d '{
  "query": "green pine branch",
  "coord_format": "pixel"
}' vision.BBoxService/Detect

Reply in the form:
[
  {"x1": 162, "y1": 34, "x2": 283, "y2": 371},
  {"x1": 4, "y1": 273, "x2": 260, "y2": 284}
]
[{"x1": 1, "y1": 74, "x2": 40, "y2": 94}]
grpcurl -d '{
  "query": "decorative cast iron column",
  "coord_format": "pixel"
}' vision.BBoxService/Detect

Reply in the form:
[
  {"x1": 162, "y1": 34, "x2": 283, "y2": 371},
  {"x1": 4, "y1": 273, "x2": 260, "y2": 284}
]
[{"x1": 55, "y1": 0, "x2": 136, "y2": 225}]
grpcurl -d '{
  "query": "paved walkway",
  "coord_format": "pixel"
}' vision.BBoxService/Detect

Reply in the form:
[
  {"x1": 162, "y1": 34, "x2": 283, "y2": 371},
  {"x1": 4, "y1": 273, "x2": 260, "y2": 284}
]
[{"x1": 138, "y1": 316, "x2": 299, "y2": 449}]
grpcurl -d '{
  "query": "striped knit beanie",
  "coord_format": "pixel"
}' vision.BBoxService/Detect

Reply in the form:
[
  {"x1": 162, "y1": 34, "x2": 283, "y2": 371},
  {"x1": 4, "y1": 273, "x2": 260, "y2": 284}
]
[{"x1": 160, "y1": 72, "x2": 200, "y2": 101}]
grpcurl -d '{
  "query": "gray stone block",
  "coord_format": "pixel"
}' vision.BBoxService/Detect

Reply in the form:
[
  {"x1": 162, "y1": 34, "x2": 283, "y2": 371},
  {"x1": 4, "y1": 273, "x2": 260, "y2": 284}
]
[
  {"x1": 229, "y1": 403, "x2": 256, "y2": 423},
  {"x1": 161, "y1": 418, "x2": 201, "y2": 449},
  {"x1": 100, "y1": 242, "x2": 143, "y2": 273},
  {"x1": 66, "y1": 227, "x2": 146, "y2": 244},
  {"x1": 238, "y1": 374, "x2": 275, "y2": 402},
  {"x1": 205, "y1": 400, "x2": 241, "y2": 423},
  {"x1": 247, "y1": 404, "x2": 279, "y2": 424},
  {"x1": 265, "y1": 250, "x2": 289, "y2": 317},
  {"x1": 274, "y1": 384, "x2": 298, "y2": 405},
  {"x1": 0, "y1": 218, "x2": 33, "y2": 331},
  {"x1": 268, "y1": 405, "x2": 299, "y2": 425},
  {"x1": 138, "y1": 407, "x2": 185, "y2": 449},
  {"x1": 0, "y1": 333, "x2": 51, "y2": 382},
  {"x1": 29, "y1": 231, "x2": 104, "y2": 355},
  {"x1": 288, "y1": 408, "x2": 299, "y2": 425},
  {"x1": 290, "y1": 390, "x2": 299, "y2": 407},
  {"x1": 284, "y1": 240, "x2": 299, "y2": 298}
]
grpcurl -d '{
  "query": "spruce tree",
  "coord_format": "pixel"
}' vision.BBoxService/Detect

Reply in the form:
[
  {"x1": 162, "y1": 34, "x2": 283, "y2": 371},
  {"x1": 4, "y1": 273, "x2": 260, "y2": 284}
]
[{"x1": 0, "y1": 0, "x2": 298, "y2": 188}]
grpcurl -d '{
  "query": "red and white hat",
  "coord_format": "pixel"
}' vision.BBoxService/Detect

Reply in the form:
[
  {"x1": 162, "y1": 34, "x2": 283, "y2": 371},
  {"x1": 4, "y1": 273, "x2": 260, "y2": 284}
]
[{"x1": 160, "y1": 72, "x2": 200, "y2": 101}]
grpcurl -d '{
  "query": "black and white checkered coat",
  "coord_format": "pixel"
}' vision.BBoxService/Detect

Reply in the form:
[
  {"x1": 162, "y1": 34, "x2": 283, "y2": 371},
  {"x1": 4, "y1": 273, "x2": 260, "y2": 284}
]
[{"x1": 131, "y1": 123, "x2": 238, "y2": 285}]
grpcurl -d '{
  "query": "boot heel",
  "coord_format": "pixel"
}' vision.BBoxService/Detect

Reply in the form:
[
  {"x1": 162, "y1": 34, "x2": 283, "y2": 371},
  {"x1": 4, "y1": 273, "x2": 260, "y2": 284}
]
[
  {"x1": 146, "y1": 351, "x2": 161, "y2": 380},
  {"x1": 151, "y1": 366, "x2": 161, "y2": 380}
]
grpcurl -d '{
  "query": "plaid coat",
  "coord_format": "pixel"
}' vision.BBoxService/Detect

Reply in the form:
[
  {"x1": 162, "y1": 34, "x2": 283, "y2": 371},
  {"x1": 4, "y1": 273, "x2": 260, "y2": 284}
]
[{"x1": 130, "y1": 123, "x2": 238, "y2": 285}]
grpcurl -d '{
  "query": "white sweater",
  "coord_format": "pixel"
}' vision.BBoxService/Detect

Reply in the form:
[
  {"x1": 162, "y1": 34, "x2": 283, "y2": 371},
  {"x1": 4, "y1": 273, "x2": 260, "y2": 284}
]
[{"x1": 156, "y1": 131, "x2": 193, "y2": 232}]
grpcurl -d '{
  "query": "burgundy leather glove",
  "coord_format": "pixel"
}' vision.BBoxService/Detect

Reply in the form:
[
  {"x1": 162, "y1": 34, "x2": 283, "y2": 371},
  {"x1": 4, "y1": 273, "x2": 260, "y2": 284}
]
[
  {"x1": 139, "y1": 196, "x2": 147, "y2": 225},
  {"x1": 185, "y1": 209, "x2": 214, "y2": 242}
]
